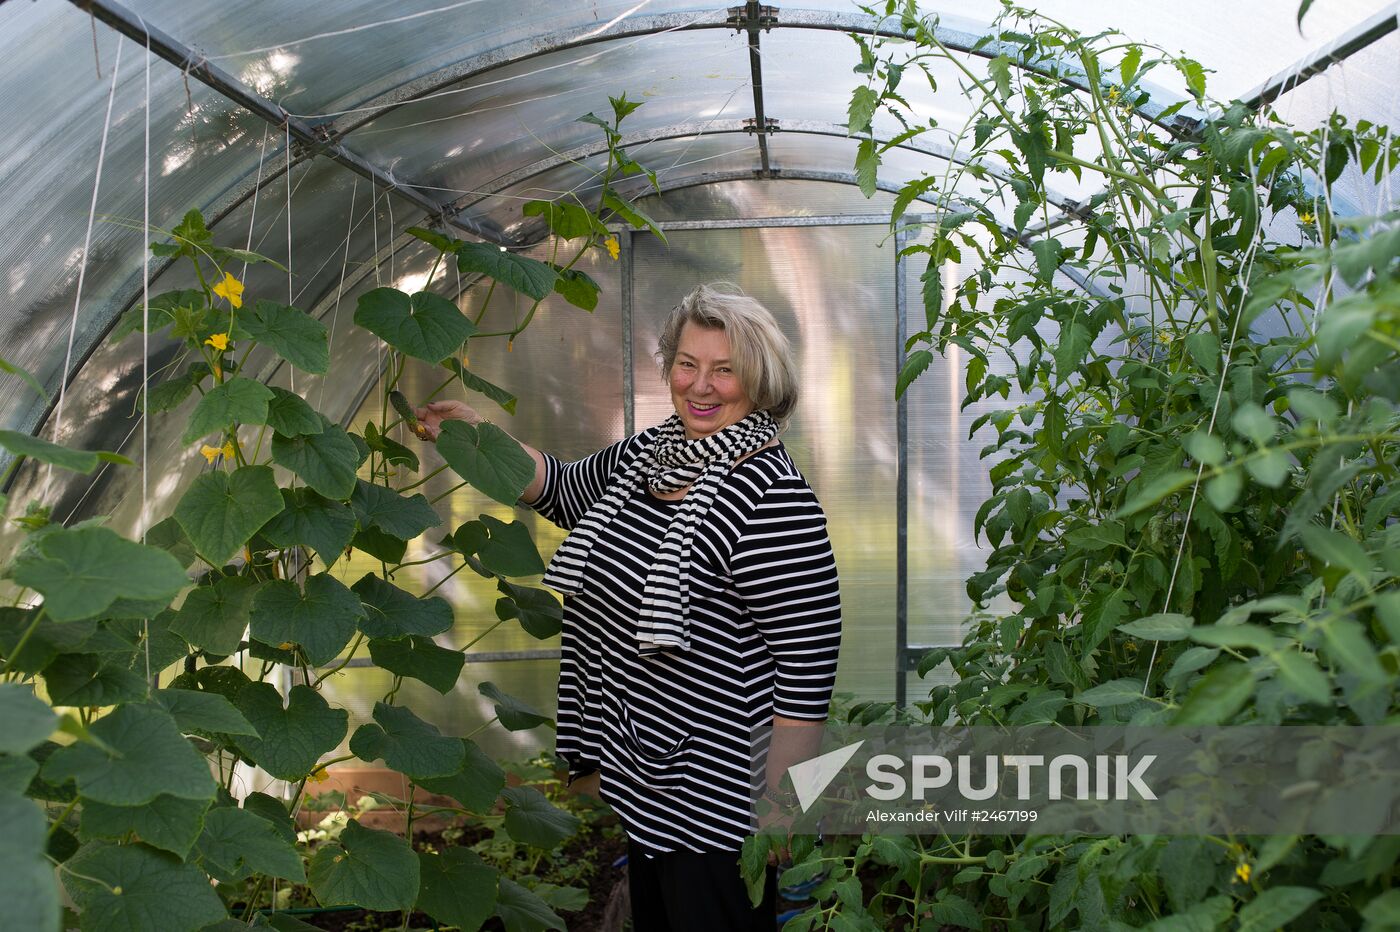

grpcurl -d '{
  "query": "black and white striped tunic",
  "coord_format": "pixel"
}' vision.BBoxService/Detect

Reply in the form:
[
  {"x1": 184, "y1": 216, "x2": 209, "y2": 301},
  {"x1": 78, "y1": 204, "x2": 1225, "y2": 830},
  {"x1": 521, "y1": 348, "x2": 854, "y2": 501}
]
[{"x1": 529, "y1": 427, "x2": 843, "y2": 852}]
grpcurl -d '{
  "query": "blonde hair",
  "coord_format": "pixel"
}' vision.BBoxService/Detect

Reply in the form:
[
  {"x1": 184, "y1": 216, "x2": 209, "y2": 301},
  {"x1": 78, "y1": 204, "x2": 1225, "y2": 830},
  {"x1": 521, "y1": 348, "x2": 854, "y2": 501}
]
[{"x1": 656, "y1": 283, "x2": 799, "y2": 425}]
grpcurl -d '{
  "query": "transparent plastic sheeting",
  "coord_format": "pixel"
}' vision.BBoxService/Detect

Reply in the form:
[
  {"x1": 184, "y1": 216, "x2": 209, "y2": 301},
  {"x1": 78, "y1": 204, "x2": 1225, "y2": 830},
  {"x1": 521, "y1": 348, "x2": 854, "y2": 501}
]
[
  {"x1": 3, "y1": 0, "x2": 1394, "y2": 446},
  {"x1": 0, "y1": 11, "x2": 270, "y2": 437}
]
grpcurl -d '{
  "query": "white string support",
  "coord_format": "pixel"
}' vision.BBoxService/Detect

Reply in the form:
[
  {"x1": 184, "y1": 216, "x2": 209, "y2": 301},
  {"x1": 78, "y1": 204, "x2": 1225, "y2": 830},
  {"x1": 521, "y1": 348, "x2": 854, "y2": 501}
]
[
  {"x1": 386, "y1": 182, "x2": 396, "y2": 283},
  {"x1": 240, "y1": 125, "x2": 271, "y2": 283},
  {"x1": 318, "y1": 178, "x2": 359, "y2": 412},
  {"x1": 286, "y1": 121, "x2": 295, "y2": 309},
  {"x1": 141, "y1": 22, "x2": 153, "y2": 692},
  {"x1": 49, "y1": 37, "x2": 123, "y2": 494},
  {"x1": 1141, "y1": 148, "x2": 1277, "y2": 694}
]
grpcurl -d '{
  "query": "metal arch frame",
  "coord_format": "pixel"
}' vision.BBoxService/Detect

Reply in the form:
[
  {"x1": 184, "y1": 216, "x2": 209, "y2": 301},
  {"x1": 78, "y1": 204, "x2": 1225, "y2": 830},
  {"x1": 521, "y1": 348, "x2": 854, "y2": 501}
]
[
  {"x1": 323, "y1": 7, "x2": 1200, "y2": 142},
  {"x1": 445, "y1": 119, "x2": 1088, "y2": 224}
]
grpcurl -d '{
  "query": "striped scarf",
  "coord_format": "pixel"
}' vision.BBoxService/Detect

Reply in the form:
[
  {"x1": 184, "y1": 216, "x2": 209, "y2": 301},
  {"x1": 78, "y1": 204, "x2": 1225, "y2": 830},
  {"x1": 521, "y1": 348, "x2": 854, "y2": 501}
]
[{"x1": 541, "y1": 410, "x2": 778, "y2": 653}]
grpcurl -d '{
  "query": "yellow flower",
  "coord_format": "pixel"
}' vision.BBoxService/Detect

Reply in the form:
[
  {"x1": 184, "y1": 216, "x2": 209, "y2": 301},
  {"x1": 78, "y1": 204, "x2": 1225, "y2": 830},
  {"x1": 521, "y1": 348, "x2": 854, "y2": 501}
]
[
  {"x1": 221, "y1": 440, "x2": 235, "y2": 460},
  {"x1": 1298, "y1": 211, "x2": 1315, "y2": 225},
  {"x1": 308, "y1": 768, "x2": 330, "y2": 784},
  {"x1": 1107, "y1": 86, "x2": 1121, "y2": 103},
  {"x1": 204, "y1": 332, "x2": 230, "y2": 352},
  {"x1": 604, "y1": 235, "x2": 620, "y2": 260},
  {"x1": 212, "y1": 272, "x2": 244, "y2": 309},
  {"x1": 1155, "y1": 329, "x2": 1172, "y2": 344},
  {"x1": 1234, "y1": 862, "x2": 1252, "y2": 883},
  {"x1": 199, "y1": 444, "x2": 223, "y2": 464}
]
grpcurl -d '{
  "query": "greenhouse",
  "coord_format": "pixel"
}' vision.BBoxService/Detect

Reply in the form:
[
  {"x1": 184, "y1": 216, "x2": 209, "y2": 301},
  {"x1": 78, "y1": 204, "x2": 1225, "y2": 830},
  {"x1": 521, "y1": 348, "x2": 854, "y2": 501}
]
[{"x1": 0, "y1": 0, "x2": 1397, "y2": 928}]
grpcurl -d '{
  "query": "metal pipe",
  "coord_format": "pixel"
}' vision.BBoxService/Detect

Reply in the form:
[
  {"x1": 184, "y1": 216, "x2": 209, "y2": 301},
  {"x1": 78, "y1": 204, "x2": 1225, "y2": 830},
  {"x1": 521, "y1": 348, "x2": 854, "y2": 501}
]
[
  {"x1": 894, "y1": 228, "x2": 910, "y2": 708},
  {"x1": 741, "y1": 1, "x2": 774, "y2": 177},
  {"x1": 1241, "y1": 5, "x2": 1398, "y2": 112}
]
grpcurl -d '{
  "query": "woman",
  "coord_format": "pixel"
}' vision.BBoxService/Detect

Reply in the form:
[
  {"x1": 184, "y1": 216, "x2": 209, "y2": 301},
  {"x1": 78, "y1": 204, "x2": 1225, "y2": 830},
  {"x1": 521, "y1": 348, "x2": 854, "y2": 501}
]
[{"x1": 417, "y1": 283, "x2": 842, "y2": 930}]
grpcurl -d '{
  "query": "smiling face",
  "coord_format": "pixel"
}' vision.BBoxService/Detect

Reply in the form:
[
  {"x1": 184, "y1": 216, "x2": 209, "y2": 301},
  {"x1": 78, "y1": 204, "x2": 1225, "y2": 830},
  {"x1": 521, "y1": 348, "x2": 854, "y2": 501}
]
[{"x1": 668, "y1": 322, "x2": 756, "y2": 440}]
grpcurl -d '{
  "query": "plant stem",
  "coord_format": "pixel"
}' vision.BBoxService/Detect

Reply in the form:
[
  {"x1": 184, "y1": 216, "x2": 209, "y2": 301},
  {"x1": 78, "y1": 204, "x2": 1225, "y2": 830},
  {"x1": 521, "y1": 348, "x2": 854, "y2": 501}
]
[
  {"x1": 0, "y1": 608, "x2": 46, "y2": 676},
  {"x1": 397, "y1": 462, "x2": 449, "y2": 493},
  {"x1": 422, "y1": 562, "x2": 467, "y2": 597},
  {"x1": 459, "y1": 619, "x2": 505, "y2": 653},
  {"x1": 312, "y1": 633, "x2": 365, "y2": 687}
]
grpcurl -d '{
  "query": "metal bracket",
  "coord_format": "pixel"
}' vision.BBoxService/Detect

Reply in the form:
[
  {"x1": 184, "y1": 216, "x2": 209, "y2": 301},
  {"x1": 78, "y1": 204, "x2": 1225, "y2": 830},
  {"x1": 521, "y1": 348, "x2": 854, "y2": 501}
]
[
  {"x1": 742, "y1": 117, "x2": 780, "y2": 134},
  {"x1": 726, "y1": 4, "x2": 778, "y2": 30}
]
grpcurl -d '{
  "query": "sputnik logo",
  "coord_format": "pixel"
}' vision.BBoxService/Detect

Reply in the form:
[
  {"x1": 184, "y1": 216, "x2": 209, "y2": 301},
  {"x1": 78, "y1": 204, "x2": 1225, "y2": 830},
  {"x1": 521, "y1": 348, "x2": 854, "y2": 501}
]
[{"x1": 788, "y1": 740, "x2": 865, "y2": 812}]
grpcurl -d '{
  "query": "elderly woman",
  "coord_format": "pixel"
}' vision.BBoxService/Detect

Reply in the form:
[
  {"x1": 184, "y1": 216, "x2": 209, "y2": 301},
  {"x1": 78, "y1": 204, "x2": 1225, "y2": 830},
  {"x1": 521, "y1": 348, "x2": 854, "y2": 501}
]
[{"x1": 417, "y1": 283, "x2": 842, "y2": 931}]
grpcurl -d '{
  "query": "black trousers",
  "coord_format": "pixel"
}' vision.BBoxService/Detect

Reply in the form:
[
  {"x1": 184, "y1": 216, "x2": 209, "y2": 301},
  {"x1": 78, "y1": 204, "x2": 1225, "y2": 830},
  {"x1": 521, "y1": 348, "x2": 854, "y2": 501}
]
[{"x1": 627, "y1": 840, "x2": 777, "y2": 932}]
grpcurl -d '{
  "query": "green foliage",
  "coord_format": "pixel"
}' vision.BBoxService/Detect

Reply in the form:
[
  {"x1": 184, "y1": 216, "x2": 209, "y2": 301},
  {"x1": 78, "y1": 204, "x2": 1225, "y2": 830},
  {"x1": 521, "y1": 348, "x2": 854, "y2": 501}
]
[
  {"x1": 437, "y1": 420, "x2": 538, "y2": 506},
  {"x1": 0, "y1": 93, "x2": 662, "y2": 928},
  {"x1": 0, "y1": 683, "x2": 57, "y2": 753},
  {"x1": 231, "y1": 684, "x2": 348, "y2": 781},
  {"x1": 174, "y1": 465, "x2": 284, "y2": 565},
  {"x1": 249, "y1": 574, "x2": 364, "y2": 666},
  {"x1": 354, "y1": 287, "x2": 478, "y2": 363},
  {"x1": 11, "y1": 526, "x2": 188, "y2": 623},
  {"x1": 349, "y1": 701, "x2": 465, "y2": 779},
  {"x1": 0, "y1": 791, "x2": 60, "y2": 932},
  {"x1": 366, "y1": 635, "x2": 465, "y2": 694},
  {"x1": 236, "y1": 299, "x2": 330, "y2": 375},
  {"x1": 270, "y1": 416, "x2": 361, "y2": 499},
  {"x1": 307, "y1": 820, "x2": 419, "y2": 911},
  {"x1": 77, "y1": 795, "x2": 211, "y2": 858},
  {"x1": 43, "y1": 703, "x2": 217, "y2": 806},
  {"x1": 803, "y1": 2, "x2": 1400, "y2": 929},
  {"x1": 416, "y1": 847, "x2": 499, "y2": 930},
  {"x1": 0, "y1": 430, "x2": 130, "y2": 474},
  {"x1": 63, "y1": 841, "x2": 228, "y2": 932}
]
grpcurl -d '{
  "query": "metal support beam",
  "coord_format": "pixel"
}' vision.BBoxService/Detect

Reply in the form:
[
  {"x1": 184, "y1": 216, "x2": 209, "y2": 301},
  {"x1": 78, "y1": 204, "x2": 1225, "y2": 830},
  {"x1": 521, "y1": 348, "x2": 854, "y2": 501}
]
[
  {"x1": 902, "y1": 644, "x2": 958, "y2": 672},
  {"x1": 894, "y1": 227, "x2": 910, "y2": 708},
  {"x1": 1241, "y1": 5, "x2": 1398, "y2": 112},
  {"x1": 71, "y1": 0, "x2": 514, "y2": 247},
  {"x1": 613, "y1": 212, "x2": 930, "y2": 231},
  {"x1": 621, "y1": 229, "x2": 636, "y2": 438},
  {"x1": 328, "y1": 648, "x2": 562, "y2": 670},
  {"x1": 732, "y1": 2, "x2": 779, "y2": 176}
]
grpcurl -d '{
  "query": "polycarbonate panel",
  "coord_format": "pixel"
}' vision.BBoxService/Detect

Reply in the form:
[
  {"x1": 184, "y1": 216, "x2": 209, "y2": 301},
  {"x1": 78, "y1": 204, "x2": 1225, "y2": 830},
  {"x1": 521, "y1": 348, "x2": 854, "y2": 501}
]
[
  {"x1": 910, "y1": 0, "x2": 1395, "y2": 102},
  {"x1": 343, "y1": 30, "x2": 751, "y2": 204},
  {"x1": 638, "y1": 179, "x2": 901, "y2": 221},
  {"x1": 0, "y1": 9, "x2": 272, "y2": 438},
  {"x1": 631, "y1": 225, "x2": 900, "y2": 703}
]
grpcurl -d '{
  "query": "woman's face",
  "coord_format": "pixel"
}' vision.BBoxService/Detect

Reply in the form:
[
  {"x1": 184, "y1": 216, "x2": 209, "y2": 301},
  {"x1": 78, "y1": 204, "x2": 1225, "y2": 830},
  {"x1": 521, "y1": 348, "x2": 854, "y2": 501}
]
[{"x1": 669, "y1": 322, "x2": 756, "y2": 440}]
